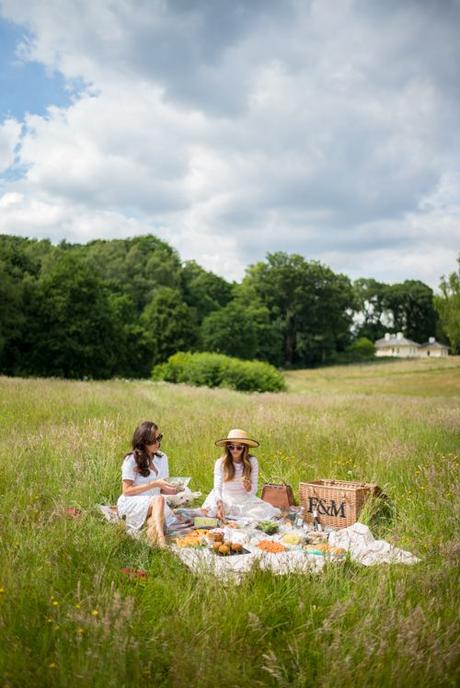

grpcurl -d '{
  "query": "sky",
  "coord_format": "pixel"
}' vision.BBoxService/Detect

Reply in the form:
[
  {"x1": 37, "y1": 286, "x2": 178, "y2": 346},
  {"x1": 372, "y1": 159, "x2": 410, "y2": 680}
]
[{"x1": 0, "y1": 0, "x2": 459, "y2": 288}]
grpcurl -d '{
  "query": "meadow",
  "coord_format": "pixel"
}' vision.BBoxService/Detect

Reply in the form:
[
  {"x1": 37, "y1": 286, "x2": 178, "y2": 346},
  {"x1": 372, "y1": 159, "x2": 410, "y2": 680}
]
[{"x1": 0, "y1": 358, "x2": 459, "y2": 687}]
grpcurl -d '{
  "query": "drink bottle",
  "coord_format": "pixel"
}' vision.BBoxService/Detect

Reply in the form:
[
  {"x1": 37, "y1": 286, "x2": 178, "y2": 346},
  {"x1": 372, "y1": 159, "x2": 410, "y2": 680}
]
[
  {"x1": 312, "y1": 509, "x2": 322, "y2": 531},
  {"x1": 295, "y1": 506, "x2": 305, "y2": 529}
]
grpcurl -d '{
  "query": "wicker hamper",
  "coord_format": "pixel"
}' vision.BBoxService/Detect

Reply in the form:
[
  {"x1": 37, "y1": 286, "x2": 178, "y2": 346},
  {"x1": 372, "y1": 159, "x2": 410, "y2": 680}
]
[{"x1": 299, "y1": 479, "x2": 378, "y2": 529}]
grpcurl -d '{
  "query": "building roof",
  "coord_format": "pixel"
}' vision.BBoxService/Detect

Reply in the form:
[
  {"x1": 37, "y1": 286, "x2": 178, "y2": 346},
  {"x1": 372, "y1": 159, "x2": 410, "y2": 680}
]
[
  {"x1": 419, "y1": 340, "x2": 448, "y2": 349},
  {"x1": 375, "y1": 335, "x2": 419, "y2": 348}
]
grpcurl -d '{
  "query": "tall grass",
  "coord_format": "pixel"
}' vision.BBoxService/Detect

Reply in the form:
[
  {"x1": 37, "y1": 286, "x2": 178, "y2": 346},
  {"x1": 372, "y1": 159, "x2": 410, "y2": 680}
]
[{"x1": 0, "y1": 360, "x2": 459, "y2": 687}]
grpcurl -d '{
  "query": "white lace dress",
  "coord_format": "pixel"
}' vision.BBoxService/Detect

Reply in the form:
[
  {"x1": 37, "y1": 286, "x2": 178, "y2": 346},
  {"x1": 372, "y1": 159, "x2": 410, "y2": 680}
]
[
  {"x1": 202, "y1": 456, "x2": 280, "y2": 520},
  {"x1": 117, "y1": 452, "x2": 176, "y2": 534}
]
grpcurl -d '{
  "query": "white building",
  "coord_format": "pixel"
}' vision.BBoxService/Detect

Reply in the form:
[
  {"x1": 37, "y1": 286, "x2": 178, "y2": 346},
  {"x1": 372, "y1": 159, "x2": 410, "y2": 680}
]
[
  {"x1": 418, "y1": 337, "x2": 449, "y2": 358},
  {"x1": 375, "y1": 333, "x2": 448, "y2": 358}
]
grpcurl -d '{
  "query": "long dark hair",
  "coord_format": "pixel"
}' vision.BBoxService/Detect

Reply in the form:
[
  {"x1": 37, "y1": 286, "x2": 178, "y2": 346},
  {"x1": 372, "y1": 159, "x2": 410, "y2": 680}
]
[
  {"x1": 125, "y1": 421, "x2": 161, "y2": 478},
  {"x1": 221, "y1": 444, "x2": 252, "y2": 482}
]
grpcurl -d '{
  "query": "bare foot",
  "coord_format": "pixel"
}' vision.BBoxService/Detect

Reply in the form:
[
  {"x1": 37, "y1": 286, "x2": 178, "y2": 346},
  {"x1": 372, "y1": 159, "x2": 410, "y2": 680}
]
[{"x1": 147, "y1": 496, "x2": 167, "y2": 549}]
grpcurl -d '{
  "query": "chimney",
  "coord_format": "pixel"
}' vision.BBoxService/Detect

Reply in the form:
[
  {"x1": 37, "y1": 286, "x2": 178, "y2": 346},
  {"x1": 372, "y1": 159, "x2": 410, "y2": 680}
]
[
  {"x1": 384, "y1": 333, "x2": 391, "y2": 341},
  {"x1": 396, "y1": 332, "x2": 403, "y2": 340},
  {"x1": 429, "y1": 336, "x2": 435, "y2": 344}
]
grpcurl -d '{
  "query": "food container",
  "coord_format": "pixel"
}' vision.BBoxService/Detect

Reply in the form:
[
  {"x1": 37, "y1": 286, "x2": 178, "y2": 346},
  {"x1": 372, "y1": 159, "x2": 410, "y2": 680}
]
[
  {"x1": 169, "y1": 476, "x2": 192, "y2": 490},
  {"x1": 299, "y1": 480, "x2": 379, "y2": 529},
  {"x1": 280, "y1": 532, "x2": 305, "y2": 548},
  {"x1": 304, "y1": 543, "x2": 346, "y2": 558},
  {"x1": 256, "y1": 539, "x2": 286, "y2": 554},
  {"x1": 207, "y1": 530, "x2": 224, "y2": 543},
  {"x1": 174, "y1": 531, "x2": 207, "y2": 548},
  {"x1": 212, "y1": 541, "x2": 250, "y2": 556},
  {"x1": 193, "y1": 516, "x2": 219, "y2": 529},
  {"x1": 256, "y1": 520, "x2": 279, "y2": 535}
]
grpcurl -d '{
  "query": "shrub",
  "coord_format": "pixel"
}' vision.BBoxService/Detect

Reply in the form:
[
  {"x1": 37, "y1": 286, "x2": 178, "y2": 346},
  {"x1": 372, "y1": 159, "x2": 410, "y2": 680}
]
[
  {"x1": 152, "y1": 351, "x2": 286, "y2": 393},
  {"x1": 348, "y1": 337, "x2": 376, "y2": 358},
  {"x1": 329, "y1": 337, "x2": 377, "y2": 366}
]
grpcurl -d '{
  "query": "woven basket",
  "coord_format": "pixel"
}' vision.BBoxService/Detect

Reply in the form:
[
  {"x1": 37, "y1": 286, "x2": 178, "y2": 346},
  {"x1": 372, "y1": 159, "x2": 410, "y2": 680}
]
[{"x1": 299, "y1": 479, "x2": 378, "y2": 529}]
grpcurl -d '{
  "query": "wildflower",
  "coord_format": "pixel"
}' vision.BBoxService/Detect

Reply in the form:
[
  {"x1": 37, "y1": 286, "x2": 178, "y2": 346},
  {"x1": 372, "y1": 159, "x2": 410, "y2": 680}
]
[
  {"x1": 54, "y1": 625, "x2": 60, "y2": 631},
  {"x1": 91, "y1": 609, "x2": 99, "y2": 617},
  {"x1": 0, "y1": 587, "x2": 4, "y2": 594},
  {"x1": 48, "y1": 662, "x2": 57, "y2": 669},
  {"x1": 77, "y1": 627, "x2": 85, "y2": 635},
  {"x1": 51, "y1": 600, "x2": 59, "y2": 607},
  {"x1": 75, "y1": 603, "x2": 81, "y2": 609},
  {"x1": 45, "y1": 617, "x2": 53, "y2": 624}
]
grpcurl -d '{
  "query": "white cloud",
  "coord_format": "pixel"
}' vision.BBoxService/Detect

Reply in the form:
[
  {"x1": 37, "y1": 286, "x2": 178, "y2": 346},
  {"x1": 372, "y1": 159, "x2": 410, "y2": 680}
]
[{"x1": 0, "y1": 0, "x2": 459, "y2": 287}]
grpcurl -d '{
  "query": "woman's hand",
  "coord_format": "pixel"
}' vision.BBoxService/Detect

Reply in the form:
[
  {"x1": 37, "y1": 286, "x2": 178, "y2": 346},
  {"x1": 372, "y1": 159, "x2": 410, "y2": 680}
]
[
  {"x1": 216, "y1": 500, "x2": 225, "y2": 520},
  {"x1": 241, "y1": 477, "x2": 252, "y2": 493},
  {"x1": 154, "y1": 479, "x2": 179, "y2": 494}
]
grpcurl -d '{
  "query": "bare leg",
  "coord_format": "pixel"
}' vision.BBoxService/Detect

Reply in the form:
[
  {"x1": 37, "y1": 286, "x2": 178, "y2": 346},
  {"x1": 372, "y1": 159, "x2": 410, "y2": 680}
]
[{"x1": 146, "y1": 496, "x2": 166, "y2": 549}]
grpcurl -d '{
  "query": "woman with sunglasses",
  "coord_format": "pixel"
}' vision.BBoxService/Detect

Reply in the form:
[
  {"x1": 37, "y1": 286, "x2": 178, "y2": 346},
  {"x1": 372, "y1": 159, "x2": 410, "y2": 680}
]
[
  {"x1": 117, "y1": 420, "x2": 182, "y2": 547},
  {"x1": 202, "y1": 428, "x2": 280, "y2": 521}
]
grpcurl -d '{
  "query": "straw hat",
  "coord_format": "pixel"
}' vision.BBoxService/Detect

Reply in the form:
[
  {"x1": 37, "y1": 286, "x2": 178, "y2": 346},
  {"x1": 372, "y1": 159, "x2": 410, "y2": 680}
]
[{"x1": 215, "y1": 428, "x2": 260, "y2": 448}]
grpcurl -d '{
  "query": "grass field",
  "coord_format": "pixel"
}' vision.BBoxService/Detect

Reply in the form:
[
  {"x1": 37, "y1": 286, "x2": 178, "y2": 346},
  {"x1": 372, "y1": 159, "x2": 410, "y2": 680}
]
[{"x1": 0, "y1": 358, "x2": 459, "y2": 687}]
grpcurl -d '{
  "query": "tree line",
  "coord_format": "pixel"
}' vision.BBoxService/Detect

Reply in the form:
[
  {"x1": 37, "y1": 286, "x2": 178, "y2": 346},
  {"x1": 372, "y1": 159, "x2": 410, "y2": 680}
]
[{"x1": 0, "y1": 234, "x2": 457, "y2": 379}]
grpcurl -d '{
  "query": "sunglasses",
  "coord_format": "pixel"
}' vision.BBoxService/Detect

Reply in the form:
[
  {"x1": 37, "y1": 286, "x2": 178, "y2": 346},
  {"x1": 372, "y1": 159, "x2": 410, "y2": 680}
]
[
  {"x1": 227, "y1": 443, "x2": 245, "y2": 451},
  {"x1": 150, "y1": 433, "x2": 163, "y2": 444}
]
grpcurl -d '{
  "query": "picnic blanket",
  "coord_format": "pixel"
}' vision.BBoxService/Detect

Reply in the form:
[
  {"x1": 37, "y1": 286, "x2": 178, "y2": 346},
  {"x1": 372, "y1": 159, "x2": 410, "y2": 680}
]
[
  {"x1": 174, "y1": 546, "x2": 326, "y2": 580},
  {"x1": 172, "y1": 522, "x2": 419, "y2": 580},
  {"x1": 328, "y1": 522, "x2": 420, "y2": 566},
  {"x1": 97, "y1": 505, "x2": 419, "y2": 579}
]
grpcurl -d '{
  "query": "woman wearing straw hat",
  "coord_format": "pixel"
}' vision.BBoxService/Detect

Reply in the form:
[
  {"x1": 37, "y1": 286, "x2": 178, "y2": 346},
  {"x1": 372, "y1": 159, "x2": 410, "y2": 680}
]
[{"x1": 202, "y1": 428, "x2": 280, "y2": 521}]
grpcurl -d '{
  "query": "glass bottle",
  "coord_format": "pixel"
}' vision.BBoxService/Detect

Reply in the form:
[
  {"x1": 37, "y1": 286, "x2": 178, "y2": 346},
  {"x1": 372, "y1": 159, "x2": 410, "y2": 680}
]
[
  {"x1": 295, "y1": 506, "x2": 305, "y2": 529},
  {"x1": 312, "y1": 509, "x2": 322, "y2": 531}
]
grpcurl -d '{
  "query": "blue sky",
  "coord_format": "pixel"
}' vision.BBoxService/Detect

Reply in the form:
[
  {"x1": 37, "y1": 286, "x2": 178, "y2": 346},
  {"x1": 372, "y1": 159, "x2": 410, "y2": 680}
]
[
  {"x1": 0, "y1": 18, "x2": 71, "y2": 120},
  {"x1": 0, "y1": 0, "x2": 459, "y2": 288}
]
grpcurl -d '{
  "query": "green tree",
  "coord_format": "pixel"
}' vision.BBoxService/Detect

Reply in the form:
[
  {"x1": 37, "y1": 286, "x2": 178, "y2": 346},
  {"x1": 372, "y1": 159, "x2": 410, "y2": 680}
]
[
  {"x1": 24, "y1": 253, "x2": 120, "y2": 378},
  {"x1": 141, "y1": 287, "x2": 198, "y2": 365},
  {"x1": 231, "y1": 284, "x2": 284, "y2": 365},
  {"x1": 353, "y1": 278, "x2": 390, "y2": 341},
  {"x1": 107, "y1": 292, "x2": 154, "y2": 378},
  {"x1": 435, "y1": 257, "x2": 460, "y2": 353},
  {"x1": 181, "y1": 260, "x2": 233, "y2": 322},
  {"x1": 74, "y1": 235, "x2": 183, "y2": 312},
  {"x1": 0, "y1": 235, "x2": 53, "y2": 280},
  {"x1": 383, "y1": 280, "x2": 437, "y2": 343},
  {"x1": 0, "y1": 236, "x2": 55, "y2": 374},
  {"x1": 0, "y1": 263, "x2": 24, "y2": 371},
  {"x1": 200, "y1": 302, "x2": 259, "y2": 360},
  {"x1": 242, "y1": 252, "x2": 355, "y2": 366}
]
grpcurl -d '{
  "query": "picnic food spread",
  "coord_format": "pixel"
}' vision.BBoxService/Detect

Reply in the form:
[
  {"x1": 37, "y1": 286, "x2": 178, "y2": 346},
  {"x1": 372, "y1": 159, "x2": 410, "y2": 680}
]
[
  {"x1": 171, "y1": 506, "x2": 349, "y2": 561},
  {"x1": 102, "y1": 474, "x2": 420, "y2": 575}
]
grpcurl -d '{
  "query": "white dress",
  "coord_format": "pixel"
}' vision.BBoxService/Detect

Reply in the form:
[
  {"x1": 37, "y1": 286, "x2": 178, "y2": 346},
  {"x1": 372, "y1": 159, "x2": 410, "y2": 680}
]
[
  {"x1": 117, "y1": 452, "x2": 176, "y2": 534},
  {"x1": 202, "y1": 456, "x2": 280, "y2": 520}
]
